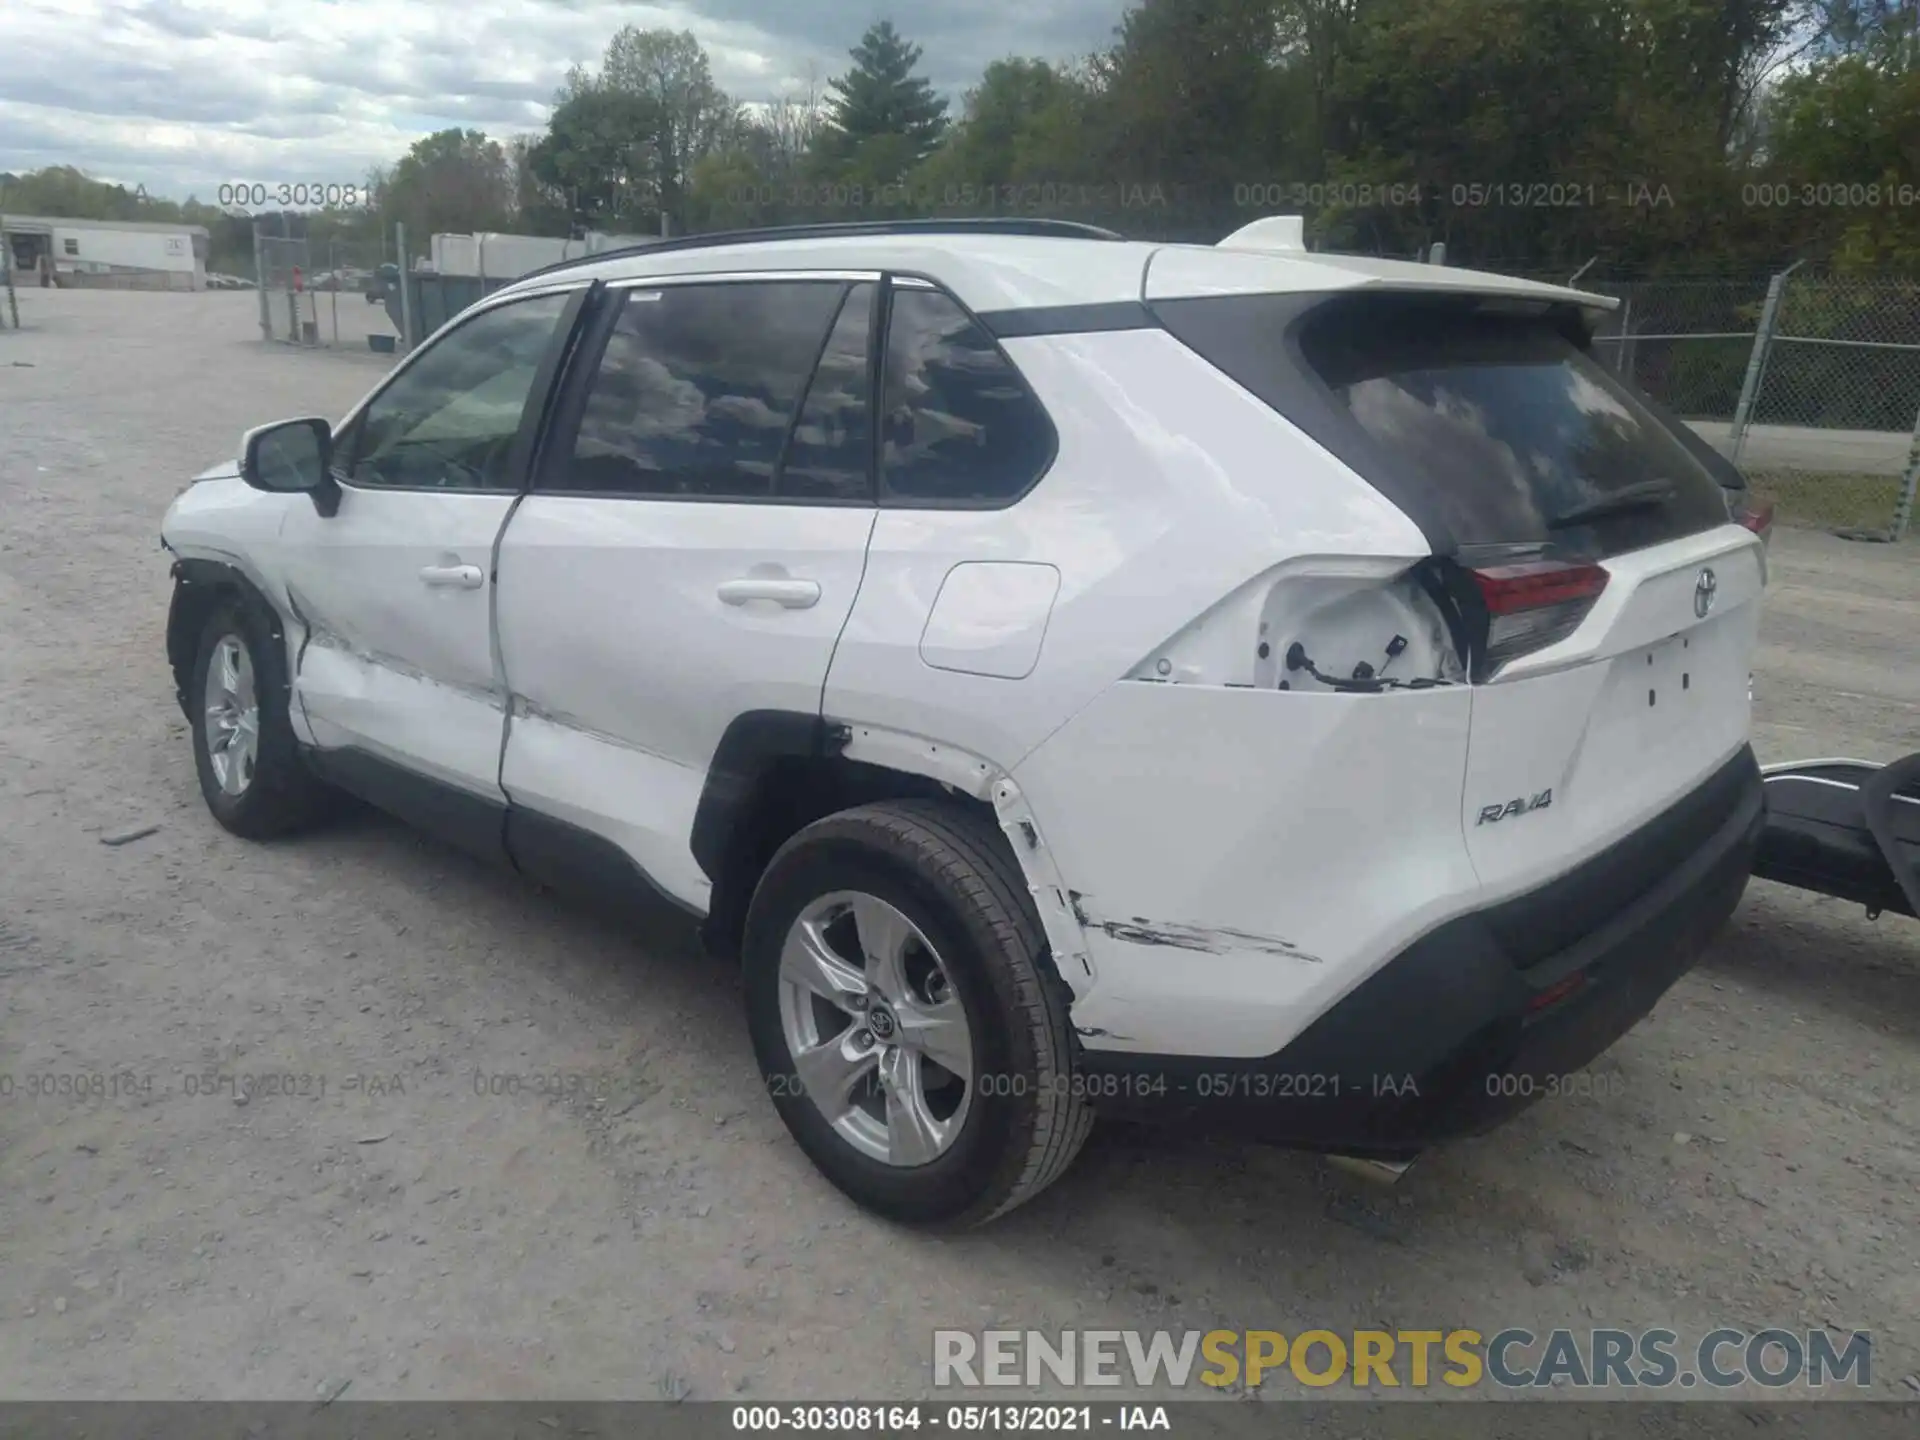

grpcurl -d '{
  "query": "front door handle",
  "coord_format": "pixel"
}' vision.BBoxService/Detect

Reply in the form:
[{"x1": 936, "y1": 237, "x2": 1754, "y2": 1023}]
[
  {"x1": 717, "y1": 577, "x2": 821, "y2": 609},
  {"x1": 420, "y1": 563, "x2": 484, "y2": 590}
]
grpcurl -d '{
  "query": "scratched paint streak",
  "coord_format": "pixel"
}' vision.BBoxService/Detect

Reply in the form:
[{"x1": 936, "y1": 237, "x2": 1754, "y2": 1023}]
[
  {"x1": 1067, "y1": 892, "x2": 1320, "y2": 963},
  {"x1": 510, "y1": 696, "x2": 688, "y2": 769},
  {"x1": 287, "y1": 583, "x2": 504, "y2": 708}
]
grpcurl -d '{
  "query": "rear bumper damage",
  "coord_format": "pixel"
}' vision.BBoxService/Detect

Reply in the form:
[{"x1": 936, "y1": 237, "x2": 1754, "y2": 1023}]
[{"x1": 1070, "y1": 745, "x2": 1765, "y2": 1156}]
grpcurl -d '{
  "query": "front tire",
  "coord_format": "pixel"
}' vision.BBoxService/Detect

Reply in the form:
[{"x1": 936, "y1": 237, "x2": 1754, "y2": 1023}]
[
  {"x1": 743, "y1": 800, "x2": 1092, "y2": 1227},
  {"x1": 188, "y1": 598, "x2": 334, "y2": 839}
]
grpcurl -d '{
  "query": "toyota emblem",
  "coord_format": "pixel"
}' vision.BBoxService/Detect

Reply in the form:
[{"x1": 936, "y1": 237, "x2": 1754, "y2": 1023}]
[{"x1": 1694, "y1": 567, "x2": 1718, "y2": 619}]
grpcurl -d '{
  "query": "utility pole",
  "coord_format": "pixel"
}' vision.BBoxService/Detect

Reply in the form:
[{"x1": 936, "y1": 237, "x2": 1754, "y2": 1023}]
[
  {"x1": 253, "y1": 219, "x2": 270, "y2": 340},
  {"x1": 396, "y1": 222, "x2": 414, "y2": 350},
  {"x1": 0, "y1": 215, "x2": 19, "y2": 330}
]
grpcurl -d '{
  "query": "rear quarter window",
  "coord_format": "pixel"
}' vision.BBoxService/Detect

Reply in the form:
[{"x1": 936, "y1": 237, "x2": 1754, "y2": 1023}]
[{"x1": 880, "y1": 286, "x2": 1056, "y2": 507}]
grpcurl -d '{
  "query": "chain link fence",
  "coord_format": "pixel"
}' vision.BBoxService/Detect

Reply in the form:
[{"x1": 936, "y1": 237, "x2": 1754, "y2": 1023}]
[
  {"x1": 257, "y1": 231, "x2": 398, "y2": 351},
  {"x1": 1735, "y1": 273, "x2": 1920, "y2": 541},
  {"x1": 1582, "y1": 270, "x2": 1918, "y2": 541},
  {"x1": 1587, "y1": 278, "x2": 1771, "y2": 419},
  {"x1": 257, "y1": 233, "x2": 317, "y2": 346}
]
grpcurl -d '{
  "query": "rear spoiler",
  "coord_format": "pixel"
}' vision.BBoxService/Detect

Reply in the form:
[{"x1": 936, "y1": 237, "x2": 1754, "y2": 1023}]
[
  {"x1": 1215, "y1": 214, "x2": 1618, "y2": 316},
  {"x1": 1218, "y1": 216, "x2": 1307, "y2": 252}
]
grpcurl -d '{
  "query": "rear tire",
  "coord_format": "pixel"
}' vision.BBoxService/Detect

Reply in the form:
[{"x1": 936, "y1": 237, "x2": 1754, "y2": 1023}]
[
  {"x1": 743, "y1": 799, "x2": 1092, "y2": 1228},
  {"x1": 188, "y1": 598, "x2": 335, "y2": 839}
]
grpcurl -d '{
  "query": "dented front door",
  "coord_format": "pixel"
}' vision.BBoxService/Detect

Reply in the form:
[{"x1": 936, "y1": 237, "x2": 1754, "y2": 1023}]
[
  {"x1": 277, "y1": 286, "x2": 583, "y2": 802},
  {"x1": 279, "y1": 487, "x2": 517, "y2": 800}
]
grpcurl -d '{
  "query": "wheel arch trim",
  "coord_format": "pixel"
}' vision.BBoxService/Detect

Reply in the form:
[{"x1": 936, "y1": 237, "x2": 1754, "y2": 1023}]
[
  {"x1": 691, "y1": 711, "x2": 1096, "y2": 1001},
  {"x1": 166, "y1": 555, "x2": 293, "y2": 720}
]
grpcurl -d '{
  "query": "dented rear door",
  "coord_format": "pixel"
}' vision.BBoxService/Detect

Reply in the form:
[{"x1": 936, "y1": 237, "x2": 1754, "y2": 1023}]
[{"x1": 492, "y1": 276, "x2": 881, "y2": 910}]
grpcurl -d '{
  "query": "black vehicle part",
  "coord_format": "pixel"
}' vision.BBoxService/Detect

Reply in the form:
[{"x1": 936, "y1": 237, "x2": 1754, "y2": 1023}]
[
  {"x1": 1863, "y1": 755, "x2": 1920, "y2": 917},
  {"x1": 166, "y1": 558, "x2": 278, "y2": 718},
  {"x1": 1150, "y1": 289, "x2": 1728, "y2": 562},
  {"x1": 1754, "y1": 756, "x2": 1920, "y2": 918}
]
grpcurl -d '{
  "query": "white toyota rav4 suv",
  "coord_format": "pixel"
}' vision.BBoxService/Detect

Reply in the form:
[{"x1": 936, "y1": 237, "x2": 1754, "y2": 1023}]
[{"x1": 162, "y1": 217, "x2": 1770, "y2": 1227}]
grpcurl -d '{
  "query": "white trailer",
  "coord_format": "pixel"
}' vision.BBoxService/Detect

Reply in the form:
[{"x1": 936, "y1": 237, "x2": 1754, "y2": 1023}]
[
  {"x1": 56, "y1": 225, "x2": 194, "y2": 274},
  {"x1": 425, "y1": 230, "x2": 659, "y2": 280},
  {"x1": 0, "y1": 216, "x2": 210, "y2": 290}
]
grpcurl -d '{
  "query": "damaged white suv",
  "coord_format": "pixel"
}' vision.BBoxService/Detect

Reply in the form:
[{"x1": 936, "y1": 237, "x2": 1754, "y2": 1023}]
[{"x1": 161, "y1": 217, "x2": 1770, "y2": 1227}]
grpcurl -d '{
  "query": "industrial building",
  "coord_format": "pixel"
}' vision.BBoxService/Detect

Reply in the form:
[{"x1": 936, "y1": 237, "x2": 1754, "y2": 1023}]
[{"x1": 0, "y1": 214, "x2": 209, "y2": 290}]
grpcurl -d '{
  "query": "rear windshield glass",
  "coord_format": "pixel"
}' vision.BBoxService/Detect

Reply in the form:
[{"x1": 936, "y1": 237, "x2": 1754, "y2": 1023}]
[
  {"x1": 1298, "y1": 297, "x2": 1730, "y2": 553},
  {"x1": 1154, "y1": 291, "x2": 1732, "y2": 556}
]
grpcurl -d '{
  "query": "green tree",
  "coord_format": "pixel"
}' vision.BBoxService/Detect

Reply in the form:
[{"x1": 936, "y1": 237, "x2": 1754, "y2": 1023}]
[
  {"x1": 507, "y1": 134, "x2": 571, "y2": 235},
  {"x1": 910, "y1": 58, "x2": 1100, "y2": 221},
  {"x1": 238, "y1": 0, "x2": 1920, "y2": 274},
  {"x1": 1762, "y1": 34, "x2": 1920, "y2": 267},
  {"x1": 371, "y1": 129, "x2": 517, "y2": 254},
  {"x1": 818, "y1": 21, "x2": 951, "y2": 171},
  {"x1": 934, "y1": 59, "x2": 1077, "y2": 183},
  {"x1": 1319, "y1": 0, "x2": 1785, "y2": 269},
  {"x1": 687, "y1": 78, "x2": 836, "y2": 228},
  {"x1": 0, "y1": 165, "x2": 177, "y2": 221},
  {"x1": 686, "y1": 147, "x2": 774, "y2": 230},
  {"x1": 529, "y1": 87, "x2": 667, "y2": 230},
  {"x1": 532, "y1": 29, "x2": 740, "y2": 235}
]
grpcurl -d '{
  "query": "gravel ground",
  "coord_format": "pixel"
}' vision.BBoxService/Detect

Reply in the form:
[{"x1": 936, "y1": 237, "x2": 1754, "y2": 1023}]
[{"x1": 0, "y1": 290, "x2": 1915, "y2": 1407}]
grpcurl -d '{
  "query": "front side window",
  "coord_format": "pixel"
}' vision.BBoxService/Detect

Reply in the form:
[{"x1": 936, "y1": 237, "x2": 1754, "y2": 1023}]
[
  {"x1": 348, "y1": 291, "x2": 571, "y2": 491},
  {"x1": 880, "y1": 287, "x2": 1055, "y2": 506},
  {"x1": 562, "y1": 280, "x2": 851, "y2": 499}
]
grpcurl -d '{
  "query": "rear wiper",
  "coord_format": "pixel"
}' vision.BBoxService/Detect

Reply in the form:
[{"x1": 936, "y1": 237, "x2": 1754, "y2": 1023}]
[{"x1": 1546, "y1": 478, "x2": 1675, "y2": 529}]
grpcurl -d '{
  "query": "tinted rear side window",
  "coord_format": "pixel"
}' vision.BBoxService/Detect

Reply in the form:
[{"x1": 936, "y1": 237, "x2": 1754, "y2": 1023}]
[
  {"x1": 881, "y1": 287, "x2": 1056, "y2": 506},
  {"x1": 561, "y1": 280, "x2": 847, "y2": 499},
  {"x1": 1157, "y1": 292, "x2": 1730, "y2": 556},
  {"x1": 778, "y1": 283, "x2": 875, "y2": 501}
]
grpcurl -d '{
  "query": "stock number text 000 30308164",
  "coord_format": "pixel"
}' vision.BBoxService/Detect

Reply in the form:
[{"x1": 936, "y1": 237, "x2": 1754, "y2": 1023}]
[{"x1": 217, "y1": 182, "x2": 367, "y2": 210}]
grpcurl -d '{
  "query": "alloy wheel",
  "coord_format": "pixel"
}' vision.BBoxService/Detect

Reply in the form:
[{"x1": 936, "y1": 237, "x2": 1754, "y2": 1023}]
[
  {"x1": 777, "y1": 891, "x2": 975, "y2": 1167},
  {"x1": 203, "y1": 634, "x2": 259, "y2": 797}
]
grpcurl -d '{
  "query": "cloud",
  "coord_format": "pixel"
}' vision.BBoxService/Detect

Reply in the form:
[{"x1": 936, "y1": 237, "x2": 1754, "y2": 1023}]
[{"x1": 0, "y1": 0, "x2": 1127, "y2": 200}]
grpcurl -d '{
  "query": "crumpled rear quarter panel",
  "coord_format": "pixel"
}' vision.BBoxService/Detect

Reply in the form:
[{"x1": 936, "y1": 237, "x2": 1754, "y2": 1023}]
[{"x1": 1009, "y1": 680, "x2": 1477, "y2": 1058}]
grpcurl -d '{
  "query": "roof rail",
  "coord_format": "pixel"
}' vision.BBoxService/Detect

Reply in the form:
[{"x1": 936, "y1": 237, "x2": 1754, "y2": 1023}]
[{"x1": 514, "y1": 217, "x2": 1128, "y2": 283}]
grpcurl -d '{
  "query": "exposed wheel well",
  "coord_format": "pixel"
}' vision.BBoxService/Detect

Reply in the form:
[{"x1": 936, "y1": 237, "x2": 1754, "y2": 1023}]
[
  {"x1": 165, "y1": 560, "x2": 287, "y2": 720},
  {"x1": 167, "y1": 567, "x2": 237, "y2": 715},
  {"x1": 699, "y1": 751, "x2": 1005, "y2": 963}
]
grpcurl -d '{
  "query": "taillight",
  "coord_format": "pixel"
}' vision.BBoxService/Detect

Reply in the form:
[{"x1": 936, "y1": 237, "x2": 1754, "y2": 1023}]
[
  {"x1": 1525, "y1": 970, "x2": 1588, "y2": 1014},
  {"x1": 1464, "y1": 560, "x2": 1609, "y2": 673},
  {"x1": 1735, "y1": 496, "x2": 1774, "y2": 547}
]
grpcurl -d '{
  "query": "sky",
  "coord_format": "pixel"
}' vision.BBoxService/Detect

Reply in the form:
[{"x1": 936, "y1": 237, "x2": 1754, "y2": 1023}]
[{"x1": 0, "y1": 0, "x2": 1127, "y2": 203}]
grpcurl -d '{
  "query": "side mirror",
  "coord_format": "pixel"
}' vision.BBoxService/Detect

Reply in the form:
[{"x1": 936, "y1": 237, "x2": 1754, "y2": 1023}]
[{"x1": 240, "y1": 418, "x2": 339, "y2": 516}]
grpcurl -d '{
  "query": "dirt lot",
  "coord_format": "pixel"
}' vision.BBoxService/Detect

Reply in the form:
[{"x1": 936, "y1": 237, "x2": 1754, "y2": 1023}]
[{"x1": 0, "y1": 290, "x2": 1915, "y2": 1406}]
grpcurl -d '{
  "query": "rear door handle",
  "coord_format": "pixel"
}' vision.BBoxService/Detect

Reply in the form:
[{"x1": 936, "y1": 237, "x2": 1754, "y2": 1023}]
[
  {"x1": 420, "y1": 563, "x2": 484, "y2": 590},
  {"x1": 717, "y1": 578, "x2": 821, "y2": 609}
]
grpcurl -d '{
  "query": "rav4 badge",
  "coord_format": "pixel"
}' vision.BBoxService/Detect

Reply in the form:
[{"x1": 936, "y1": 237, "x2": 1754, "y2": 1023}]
[{"x1": 1477, "y1": 790, "x2": 1554, "y2": 825}]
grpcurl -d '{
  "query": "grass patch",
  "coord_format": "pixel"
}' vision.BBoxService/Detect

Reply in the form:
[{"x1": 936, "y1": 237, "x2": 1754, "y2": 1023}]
[{"x1": 1747, "y1": 469, "x2": 1913, "y2": 537}]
